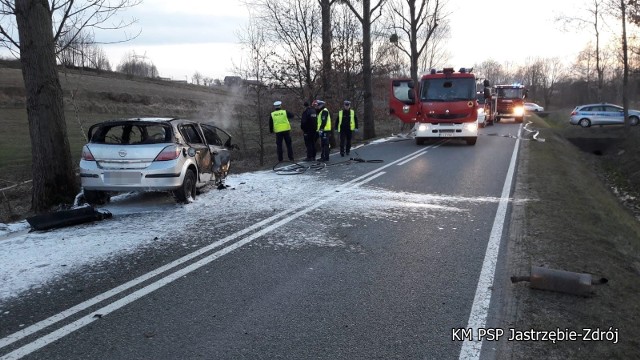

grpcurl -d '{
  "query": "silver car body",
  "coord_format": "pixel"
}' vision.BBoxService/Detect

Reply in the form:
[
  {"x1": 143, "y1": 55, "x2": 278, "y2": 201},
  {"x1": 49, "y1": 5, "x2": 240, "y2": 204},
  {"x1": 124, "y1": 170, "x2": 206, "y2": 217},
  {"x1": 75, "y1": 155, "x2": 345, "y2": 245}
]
[
  {"x1": 524, "y1": 102, "x2": 544, "y2": 112},
  {"x1": 569, "y1": 103, "x2": 640, "y2": 127},
  {"x1": 80, "y1": 118, "x2": 231, "y2": 193}
]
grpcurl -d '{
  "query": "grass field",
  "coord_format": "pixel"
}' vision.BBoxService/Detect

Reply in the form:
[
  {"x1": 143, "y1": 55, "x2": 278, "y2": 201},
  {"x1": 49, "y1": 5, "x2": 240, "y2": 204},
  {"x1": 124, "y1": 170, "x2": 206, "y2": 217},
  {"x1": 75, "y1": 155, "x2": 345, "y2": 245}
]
[{"x1": 500, "y1": 111, "x2": 640, "y2": 359}]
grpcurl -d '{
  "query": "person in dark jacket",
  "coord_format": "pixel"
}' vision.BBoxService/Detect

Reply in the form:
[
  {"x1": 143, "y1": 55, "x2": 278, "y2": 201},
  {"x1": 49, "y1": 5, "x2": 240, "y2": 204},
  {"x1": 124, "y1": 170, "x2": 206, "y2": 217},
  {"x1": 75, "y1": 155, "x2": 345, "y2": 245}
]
[
  {"x1": 269, "y1": 100, "x2": 295, "y2": 162},
  {"x1": 335, "y1": 100, "x2": 358, "y2": 156},
  {"x1": 300, "y1": 101, "x2": 317, "y2": 161}
]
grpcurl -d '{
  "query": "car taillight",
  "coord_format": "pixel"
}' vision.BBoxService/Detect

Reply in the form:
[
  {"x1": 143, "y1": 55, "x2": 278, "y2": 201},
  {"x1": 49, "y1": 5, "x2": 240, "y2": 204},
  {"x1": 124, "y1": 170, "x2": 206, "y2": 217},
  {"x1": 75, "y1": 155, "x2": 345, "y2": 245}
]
[
  {"x1": 570, "y1": 111, "x2": 577, "y2": 116},
  {"x1": 81, "y1": 146, "x2": 95, "y2": 161},
  {"x1": 154, "y1": 145, "x2": 181, "y2": 161}
]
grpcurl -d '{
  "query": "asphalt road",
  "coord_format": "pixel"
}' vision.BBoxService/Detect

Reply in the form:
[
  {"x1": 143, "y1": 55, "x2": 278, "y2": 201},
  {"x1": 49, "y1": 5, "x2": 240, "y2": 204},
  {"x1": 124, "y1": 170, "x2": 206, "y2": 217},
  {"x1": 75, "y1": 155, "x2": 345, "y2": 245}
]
[{"x1": 0, "y1": 121, "x2": 526, "y2": 360}]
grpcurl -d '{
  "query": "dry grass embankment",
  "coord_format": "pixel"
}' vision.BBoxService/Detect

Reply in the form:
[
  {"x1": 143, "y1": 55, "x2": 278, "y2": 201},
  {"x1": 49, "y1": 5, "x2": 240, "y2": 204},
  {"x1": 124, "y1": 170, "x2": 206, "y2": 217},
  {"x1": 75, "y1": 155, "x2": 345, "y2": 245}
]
[{"x1": 501, "y1": 112, "x2": 640, "y2": 359}]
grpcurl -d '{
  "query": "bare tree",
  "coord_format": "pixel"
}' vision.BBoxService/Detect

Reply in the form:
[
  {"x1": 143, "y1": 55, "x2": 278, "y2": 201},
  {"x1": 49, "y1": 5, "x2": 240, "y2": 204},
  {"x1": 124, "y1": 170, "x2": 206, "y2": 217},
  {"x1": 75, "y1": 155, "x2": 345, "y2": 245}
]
[
  {"x1": 116, "y1": 51, "x2": 158, "y2": 77},
  {"x1": 192, "y1": 71, "x2": 204, "y2": 86},
  {"x1": 473, "y1": 59, "x2": 510, "y2": 85},
  {"x1": 340, "y1": 0, "x2": 386, "y2": 140},
  {"x1": 236, "y1": 12, "x2": 271, "y2": 166},
  {"x1": 418, "y1": 18, "x2": 449, "y2": 72},
  {"x1": 331, "y1": 4, "x2": 363, "y2": 104},
  {"x1": 557, "y1": 0, "x2": 607, "y2": 101},
  {"x1": 519, "y1": 58, "x2": 544, "y2": 103},
  {"x1": 57, "y1": 27, "x2": 111, "y2": 70},
  {"x1": 539, "y1": 57, "x2": 567, "y2": 109},
  {"x1": 387, "y1": 0, "x2": 446, "y2": 85},
  {"x1": 0, "y1": 0, "x2": 141, "y2": 211},
  {"x1": 247, "y1": 0, "x2": 321, "y2": 102},
  {"x1": 319, "y1": 0, "x2": 339, "y2": 100}
]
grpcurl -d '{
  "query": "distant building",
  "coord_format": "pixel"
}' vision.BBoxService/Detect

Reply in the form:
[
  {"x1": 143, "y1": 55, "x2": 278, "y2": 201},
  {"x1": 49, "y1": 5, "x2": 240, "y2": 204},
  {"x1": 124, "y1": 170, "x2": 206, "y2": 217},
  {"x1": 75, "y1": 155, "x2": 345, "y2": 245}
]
[{"x1": 224, "y1": 76, "x2": 243, "y2": 87}]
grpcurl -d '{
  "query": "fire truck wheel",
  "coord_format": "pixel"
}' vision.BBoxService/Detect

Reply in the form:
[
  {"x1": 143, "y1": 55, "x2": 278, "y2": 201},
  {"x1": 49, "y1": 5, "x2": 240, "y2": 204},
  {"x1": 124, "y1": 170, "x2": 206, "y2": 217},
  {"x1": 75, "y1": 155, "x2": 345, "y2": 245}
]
[
  {"x1": 466, "y1": 138, "x2": 477, "y2": 146},
  {"x1": 416, "y1": 137, "x2": 425, "y2": 145}
]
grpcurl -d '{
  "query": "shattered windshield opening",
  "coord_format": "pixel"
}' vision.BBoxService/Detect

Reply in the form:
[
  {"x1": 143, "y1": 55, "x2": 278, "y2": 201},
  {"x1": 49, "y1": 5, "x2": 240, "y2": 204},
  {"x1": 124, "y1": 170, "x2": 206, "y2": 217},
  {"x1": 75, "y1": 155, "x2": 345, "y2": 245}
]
[{"x1": 90, "y1": 122, "x2": 172, "y2": 145}]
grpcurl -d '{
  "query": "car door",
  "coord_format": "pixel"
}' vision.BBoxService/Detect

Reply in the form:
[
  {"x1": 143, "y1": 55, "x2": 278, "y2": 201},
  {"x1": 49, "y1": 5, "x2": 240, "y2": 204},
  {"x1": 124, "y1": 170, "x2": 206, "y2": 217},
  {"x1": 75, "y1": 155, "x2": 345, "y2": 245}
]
[
  {"x1": 602, "y1": 105, "x2": 624, "y2": 125},
  {"x1": 178, "y1": 123, "x2": 213, "y2": 181},
  {"x1": 201, "y1": 124, "x2": 231, "y2": 180},
  {"x1": 586, "y1": 106, "x2": 604, "y2": 125}
]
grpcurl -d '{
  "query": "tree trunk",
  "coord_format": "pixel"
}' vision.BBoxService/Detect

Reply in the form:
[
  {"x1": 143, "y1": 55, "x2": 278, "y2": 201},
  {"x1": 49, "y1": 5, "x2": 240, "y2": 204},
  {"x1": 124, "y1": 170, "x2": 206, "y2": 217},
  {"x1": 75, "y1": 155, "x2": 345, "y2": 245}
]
[
  {"x1": 362, "y1": 0, "x2": 376, "y2": 139},
  {"x1": 320, "y1": 0, "x2": 333, "y2": 101},
  {"x1": 409, "y1": 0, "x2": 419, "y2": 85},
  {"x1": 15, "y1": 0, "x2": 79, "y2": 212},
  {"x1": 621, "y1": 0, "x2": 630, "y2": 128}
]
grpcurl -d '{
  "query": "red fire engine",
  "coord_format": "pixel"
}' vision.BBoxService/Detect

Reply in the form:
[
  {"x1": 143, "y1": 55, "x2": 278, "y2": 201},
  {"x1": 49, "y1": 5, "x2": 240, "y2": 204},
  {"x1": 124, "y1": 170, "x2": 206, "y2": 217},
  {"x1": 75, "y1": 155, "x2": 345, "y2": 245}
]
[
  {"x1": 389, "y1": 68, "x2": 478, "y2": 145},
  {"x1": 485, "y1": 83, "x2": 528, "y2": 123}
]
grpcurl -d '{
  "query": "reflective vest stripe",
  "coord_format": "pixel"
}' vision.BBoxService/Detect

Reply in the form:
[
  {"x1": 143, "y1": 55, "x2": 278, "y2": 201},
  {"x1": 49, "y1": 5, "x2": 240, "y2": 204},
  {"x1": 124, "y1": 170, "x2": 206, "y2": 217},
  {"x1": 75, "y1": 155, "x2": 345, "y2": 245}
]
[
  {"x1": 317, "y1": 108, "x2": 331, "y2": 131},
  {"x1": 271, "y1": 110, "x2": 291, "y2": 133},
  {"x1": 337, "y1": 109, "x2": 355, "y2": 132}
]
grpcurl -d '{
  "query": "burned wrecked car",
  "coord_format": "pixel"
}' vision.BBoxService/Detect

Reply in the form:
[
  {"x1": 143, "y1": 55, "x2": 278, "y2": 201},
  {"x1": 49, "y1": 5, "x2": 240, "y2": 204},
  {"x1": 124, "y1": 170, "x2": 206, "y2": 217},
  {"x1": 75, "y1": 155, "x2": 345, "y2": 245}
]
[{"x1": 79, "y1": 117, "x2": 234, "y2": 204}]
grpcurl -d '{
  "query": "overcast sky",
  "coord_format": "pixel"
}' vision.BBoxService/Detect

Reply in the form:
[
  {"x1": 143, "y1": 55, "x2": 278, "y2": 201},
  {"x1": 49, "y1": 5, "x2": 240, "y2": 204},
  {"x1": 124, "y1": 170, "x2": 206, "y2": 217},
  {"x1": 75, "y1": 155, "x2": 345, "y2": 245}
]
[{"x1": 1, "y1": 0, "x2": 603, "y2": 81}]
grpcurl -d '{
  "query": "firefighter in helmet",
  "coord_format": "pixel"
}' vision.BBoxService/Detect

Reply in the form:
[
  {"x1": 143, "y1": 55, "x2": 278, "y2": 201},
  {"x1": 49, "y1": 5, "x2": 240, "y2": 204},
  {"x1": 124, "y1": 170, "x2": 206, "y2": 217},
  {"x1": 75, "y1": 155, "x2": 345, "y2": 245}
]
[
  {"x1": 314, "y1": 100, "x2": 331, "y2": 161},
  {"x1": 269, "y1": 100, "x2": 295, "y2": 162}
]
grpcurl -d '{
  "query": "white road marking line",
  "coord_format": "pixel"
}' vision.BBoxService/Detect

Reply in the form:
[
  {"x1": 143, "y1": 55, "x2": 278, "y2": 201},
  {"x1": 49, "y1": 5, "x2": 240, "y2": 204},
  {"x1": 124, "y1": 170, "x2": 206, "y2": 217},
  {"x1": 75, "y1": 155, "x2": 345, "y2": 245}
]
[
  {"x1": 0, "y1": 172, "x2": 386, "y2": 360},
  {"x1": 397, "y1": 150, "x2": 427, "y2": 166},
  {"x1": 458, "y1": 124, "x2": 522, "y2": 360},
  {"x1": 396, "y1": 141, "x2": 444, "y2": 166},
  {"x1": 1, "y1": 141, "x2": 429, "y2": 354}
]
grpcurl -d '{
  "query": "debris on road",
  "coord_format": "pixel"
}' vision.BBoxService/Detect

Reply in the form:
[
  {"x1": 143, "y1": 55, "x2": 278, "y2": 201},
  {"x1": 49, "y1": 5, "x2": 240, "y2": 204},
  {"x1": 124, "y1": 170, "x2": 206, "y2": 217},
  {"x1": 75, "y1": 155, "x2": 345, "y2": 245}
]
[
  {"x1": 26, "y1": 206, "x2": 112, "y2": 231},
  {"x1": 511, "y1": 266, "x2": 608, "y2": 296}
]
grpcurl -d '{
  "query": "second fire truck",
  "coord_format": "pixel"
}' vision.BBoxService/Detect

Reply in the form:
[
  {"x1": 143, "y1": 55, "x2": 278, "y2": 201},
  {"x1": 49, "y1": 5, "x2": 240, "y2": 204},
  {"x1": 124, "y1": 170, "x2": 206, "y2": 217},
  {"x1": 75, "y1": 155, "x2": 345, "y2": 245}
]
[{"x1": 484, "y1": 82, "x2": 528, "y2": 123}]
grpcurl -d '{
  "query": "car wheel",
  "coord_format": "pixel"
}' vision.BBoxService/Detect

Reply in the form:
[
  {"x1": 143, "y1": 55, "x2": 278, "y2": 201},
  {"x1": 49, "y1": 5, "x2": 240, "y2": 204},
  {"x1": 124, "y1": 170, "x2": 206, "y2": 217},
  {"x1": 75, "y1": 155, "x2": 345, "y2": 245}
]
[
  {"x1": 630, "y1": 116, "x2": 639, "y2": 126},
  {"x1": 466, "y1": 138, "x2": 477, "y2": 146},
  {"x1": 83, "y1": 190, "x2": 110, "y2": 205},
  {"x1": 174, "y1": 169, "x2": 196, "y2": 203},
  {"x1": 579, "y1": 118, "x2": 591, "y2": 128}
]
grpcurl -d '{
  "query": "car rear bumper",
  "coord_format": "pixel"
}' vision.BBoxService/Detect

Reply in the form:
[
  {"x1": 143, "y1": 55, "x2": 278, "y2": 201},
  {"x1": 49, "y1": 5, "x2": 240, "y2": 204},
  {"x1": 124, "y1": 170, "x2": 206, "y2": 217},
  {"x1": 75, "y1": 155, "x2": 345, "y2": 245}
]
[{"x1": 80, "y1": 160, "x2": 186, "y2": 191}]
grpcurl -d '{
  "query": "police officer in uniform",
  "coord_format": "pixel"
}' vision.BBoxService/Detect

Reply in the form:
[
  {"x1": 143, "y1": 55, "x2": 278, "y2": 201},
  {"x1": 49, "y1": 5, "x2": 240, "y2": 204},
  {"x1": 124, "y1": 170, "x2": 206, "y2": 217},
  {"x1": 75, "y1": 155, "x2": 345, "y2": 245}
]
[
  {"x1": 314, "y1": 100, "x2": 331, "y2": 161},
  {"x1": 269, "y1": 100, "x2": 295, "y2": 162},
  {"x1": 300, "y1": 101, "x2": 317, "y2": 161},
  {"x1": 336, "y1": 100, "x2": 358, "y2": 157}
]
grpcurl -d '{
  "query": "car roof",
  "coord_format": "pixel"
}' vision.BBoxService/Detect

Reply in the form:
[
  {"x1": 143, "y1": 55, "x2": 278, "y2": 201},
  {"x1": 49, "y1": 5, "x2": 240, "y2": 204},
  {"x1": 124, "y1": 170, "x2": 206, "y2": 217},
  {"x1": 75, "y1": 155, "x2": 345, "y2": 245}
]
[{"x1": 578, "y1": 103, "x2": 619, "y2": 108}]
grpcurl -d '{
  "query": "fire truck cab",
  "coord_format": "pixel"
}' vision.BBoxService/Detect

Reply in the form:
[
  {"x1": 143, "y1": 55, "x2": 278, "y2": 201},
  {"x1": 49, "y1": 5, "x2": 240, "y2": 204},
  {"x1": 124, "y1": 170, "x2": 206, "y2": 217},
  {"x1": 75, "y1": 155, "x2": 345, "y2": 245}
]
[
  {"x1": 389, "y1": 68, "x2": 478, "y2": 146},
  {"x1": 489, "y1": 84, "x2": 527, "y2": 123}
]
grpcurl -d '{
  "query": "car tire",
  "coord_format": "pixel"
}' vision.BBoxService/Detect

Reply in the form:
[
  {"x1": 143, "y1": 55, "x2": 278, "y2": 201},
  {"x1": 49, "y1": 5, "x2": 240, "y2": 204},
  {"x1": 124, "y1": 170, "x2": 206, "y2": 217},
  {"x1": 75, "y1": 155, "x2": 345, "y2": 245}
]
[
  {"x1": 630, "y1": 116, "x2": 639, "y2": 126},
  {"x1": 579, "y1": 118, "x2": 591, "y2": 128},
  {"x1": 174, "y1": 169, "x2": 196, "y2": 203},
  {"x1": 466, "y1": 138, "x2": 477, "y2": 146},
  {"x1": 83, "y1": 190, "x2": 110, "y2": 205}
]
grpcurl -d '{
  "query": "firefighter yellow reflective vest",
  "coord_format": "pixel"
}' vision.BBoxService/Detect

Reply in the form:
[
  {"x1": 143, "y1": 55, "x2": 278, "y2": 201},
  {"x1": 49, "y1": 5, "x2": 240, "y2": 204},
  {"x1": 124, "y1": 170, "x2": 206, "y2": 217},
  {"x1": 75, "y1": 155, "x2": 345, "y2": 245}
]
[
  {"x1": 337, "y1": 109, "x2": 356, "y2": 132},
  {"x1": 317, "y1": 108, "x2": 331, "y2": 131},
  {"x1": 271, "y1": 109, "x2": 291, "y2": 133}
]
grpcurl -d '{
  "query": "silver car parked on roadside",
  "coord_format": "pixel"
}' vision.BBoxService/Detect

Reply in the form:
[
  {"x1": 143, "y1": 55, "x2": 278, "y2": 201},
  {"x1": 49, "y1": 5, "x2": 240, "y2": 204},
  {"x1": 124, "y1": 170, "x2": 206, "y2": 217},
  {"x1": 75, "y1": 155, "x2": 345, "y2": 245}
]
[
  {"x1": 80, "y1": 117, "x2": 234, "y2": 204},
  {"x1": 569, "y1": 103, "x2": 640, "y2": 127}
]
